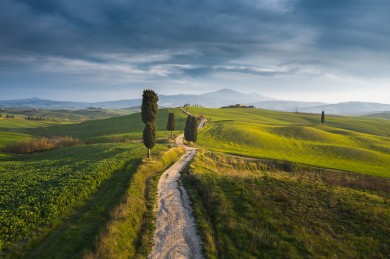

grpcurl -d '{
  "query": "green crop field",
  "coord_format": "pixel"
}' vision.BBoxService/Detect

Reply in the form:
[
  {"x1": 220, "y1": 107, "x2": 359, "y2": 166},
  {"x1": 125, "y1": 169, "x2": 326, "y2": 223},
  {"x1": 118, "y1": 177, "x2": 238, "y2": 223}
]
[
  {"x1": 184, "y1": 151, "x2": 390, "y2": 258},
  {"x1": 0, "y1": 107, "x2": 188, "y2": 257},
  {"x1": 0, "y1": 142, "x2": 167, "y2": 256},
  {"x1": 188, "y1": 107, "x2": 390, "y2": 177}
]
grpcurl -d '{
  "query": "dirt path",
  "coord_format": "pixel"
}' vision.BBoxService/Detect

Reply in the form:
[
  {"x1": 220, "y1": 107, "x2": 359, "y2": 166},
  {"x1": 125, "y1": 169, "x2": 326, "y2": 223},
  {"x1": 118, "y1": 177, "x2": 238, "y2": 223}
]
[{"x1": 149, "y1": 118, "x2": 206, "y2": 259}]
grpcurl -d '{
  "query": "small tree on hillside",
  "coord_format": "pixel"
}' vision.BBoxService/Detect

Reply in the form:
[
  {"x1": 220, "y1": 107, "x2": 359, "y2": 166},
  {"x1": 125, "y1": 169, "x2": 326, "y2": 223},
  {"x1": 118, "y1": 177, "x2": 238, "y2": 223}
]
[
  {"x1": 141, "y1": 89, "x2": 159, "y2": 158},
  {"x1": 321, "y1": 111, "x2": 325, "y2": 124},
  {"x1": 167, "y1": 112, "x2": 176, "y2": 140}
]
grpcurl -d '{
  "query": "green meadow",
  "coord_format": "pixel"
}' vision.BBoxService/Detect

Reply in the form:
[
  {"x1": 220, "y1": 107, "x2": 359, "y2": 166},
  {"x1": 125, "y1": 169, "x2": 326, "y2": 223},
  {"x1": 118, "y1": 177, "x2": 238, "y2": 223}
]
[
  {"x1": 188, "y1": 107, "x2": 390, "y2": 177},
  {"x1": 28, "y1": 108, "x2": 188, "y2": 142},
  {"x1": 184, "y1": 151, "x2": 390, "y2": 258},
  {"x1": 0, "y1": 106, "x2": 389, "y2": 257},
  {"x1": 0, "y1": 118, "x2": 61, "y2": 148},
  {"x1": 5, "y1": 107, "x2": 138, "y2": 121}
]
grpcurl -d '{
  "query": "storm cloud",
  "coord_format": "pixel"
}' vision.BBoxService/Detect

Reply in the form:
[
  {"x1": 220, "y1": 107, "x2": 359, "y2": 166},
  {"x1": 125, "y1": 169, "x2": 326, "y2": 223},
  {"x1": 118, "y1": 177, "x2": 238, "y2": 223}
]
[{"x1": 0, "y1": 0, "x2": 389, "y2": 102}]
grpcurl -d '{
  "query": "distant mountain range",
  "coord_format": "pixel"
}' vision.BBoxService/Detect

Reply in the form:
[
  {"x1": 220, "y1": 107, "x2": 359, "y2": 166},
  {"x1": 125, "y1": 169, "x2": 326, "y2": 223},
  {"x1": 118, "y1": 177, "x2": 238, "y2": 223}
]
[
  {"x1": 0, "y1": 89, "x2": 271, "y2": 109},
  {"x1": 1, "y1": 89, "x2": 389, "y2": 116}
]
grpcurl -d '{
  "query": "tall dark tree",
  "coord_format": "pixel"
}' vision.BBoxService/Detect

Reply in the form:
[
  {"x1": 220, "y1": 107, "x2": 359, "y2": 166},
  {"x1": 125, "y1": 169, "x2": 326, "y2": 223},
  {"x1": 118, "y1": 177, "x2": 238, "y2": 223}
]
[
  {"x1": 184, "y1": 115, "x2": 192, "y2": 142},
  {"x1": 141, "y1": 90, "x2": 159, "y2": 124},
  {"x1": 143, "y1": 123, "x2": 156, "y2": 158},
  {"x1": 141, "y1": 89, "x2": 159, "y2": 157},
  {"x1": 167, "y1": 112, "x2": 176, "y2": 140},
  {"x1": 190, "y1": 116, "x2": 198, "y2": 143},
  {"x1": 321, "y1": 111, "x2": 325, "y2": 124},
  {"x1": 184, "y1": 115, "x2": 198, "y2": 143}
]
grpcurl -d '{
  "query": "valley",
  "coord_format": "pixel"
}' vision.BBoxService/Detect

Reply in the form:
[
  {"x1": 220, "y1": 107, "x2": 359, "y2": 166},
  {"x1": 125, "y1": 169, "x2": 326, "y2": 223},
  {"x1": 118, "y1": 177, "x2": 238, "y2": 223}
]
[{"x1": 0, "y1": 104, "x2": 389, "y2": 258}]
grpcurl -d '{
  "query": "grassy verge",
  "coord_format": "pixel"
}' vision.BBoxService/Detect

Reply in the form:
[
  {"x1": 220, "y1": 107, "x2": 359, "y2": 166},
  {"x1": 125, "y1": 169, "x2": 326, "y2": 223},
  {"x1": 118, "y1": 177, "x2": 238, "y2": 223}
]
[
  {"x1": 85, "y1": 147, "x2": 185, "y2": 258},
  {"x1": 183, "y1": 151, "x2": 390, "y2": 258}
]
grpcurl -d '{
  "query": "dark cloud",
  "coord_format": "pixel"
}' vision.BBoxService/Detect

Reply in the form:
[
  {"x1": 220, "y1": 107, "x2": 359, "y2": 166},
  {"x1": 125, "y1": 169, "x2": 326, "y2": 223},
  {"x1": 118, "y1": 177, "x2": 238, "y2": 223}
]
[{"x1": 0, "y1": 0, "x2": 389, "y2": 102}]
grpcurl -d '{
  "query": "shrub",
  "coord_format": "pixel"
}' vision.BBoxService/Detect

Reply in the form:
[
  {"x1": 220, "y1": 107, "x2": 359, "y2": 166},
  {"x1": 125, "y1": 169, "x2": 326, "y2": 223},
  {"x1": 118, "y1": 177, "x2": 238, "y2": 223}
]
[{"x1": 2, "y1": 137, "x2": 83, "y2": 154}]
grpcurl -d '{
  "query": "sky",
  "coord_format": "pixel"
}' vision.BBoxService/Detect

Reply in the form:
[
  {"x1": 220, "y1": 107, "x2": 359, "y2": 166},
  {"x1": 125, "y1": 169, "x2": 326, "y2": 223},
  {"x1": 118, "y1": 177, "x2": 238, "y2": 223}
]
[{"x1": 0, "y1": 0, "x2": 389, "y2": 103}]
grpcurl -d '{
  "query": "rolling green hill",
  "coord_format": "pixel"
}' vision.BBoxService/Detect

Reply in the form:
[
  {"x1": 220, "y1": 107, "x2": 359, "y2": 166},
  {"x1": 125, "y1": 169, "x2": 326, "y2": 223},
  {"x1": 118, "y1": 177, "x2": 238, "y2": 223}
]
[
  {"x1": 28, "y1": 108, "x2": 188, "y2": 142},
  {"x1": 0, "y1": 118, "x2": 62, "y2": 148},
  {"x1": 364, "y1": 111, "x2": 390, "y2": 120},
  {"x1": 4, "y1": 107, "x2": 138, "y2": 121},
  {"x1": 188, "y1": 107, "x2": 390, "y2": 177},
  {"x1": 0, "y1": 108, "x2": 187, "y2": 147}
]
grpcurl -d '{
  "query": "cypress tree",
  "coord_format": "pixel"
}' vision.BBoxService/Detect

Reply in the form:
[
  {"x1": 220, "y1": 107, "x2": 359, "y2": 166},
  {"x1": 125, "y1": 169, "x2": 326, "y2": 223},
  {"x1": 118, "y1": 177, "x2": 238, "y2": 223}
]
[
  {"x1": 141, "y1": 89, "x2": 158, "y2": 158},
  {"x1": 184, "y1": 115, "x2": 198, "y2": 143},
  {"x1": 321, "y1": 111, "x2": 325, "y2": 124},
  {"x1": 184, "y1": 115, "x2": 192, "y2": 142},
  {"x1": 190, "y1": 116, "x2": 198, "y2": 143},
  {"x1": 143, "y1": 123, "x2": 156, "y2": 158},
  {"x1": 167, "y1": 112, "x2": 176, "y2": 140},
  {"x1": 141, "y1": 90, "x2": 159, "y2": 124}
]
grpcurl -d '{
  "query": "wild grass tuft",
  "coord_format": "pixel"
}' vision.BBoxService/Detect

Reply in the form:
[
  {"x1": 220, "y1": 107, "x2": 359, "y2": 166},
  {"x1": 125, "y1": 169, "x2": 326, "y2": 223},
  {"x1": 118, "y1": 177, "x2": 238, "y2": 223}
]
[{"x1": 2, "y1": 136, "x2": 83, "y2": 154}]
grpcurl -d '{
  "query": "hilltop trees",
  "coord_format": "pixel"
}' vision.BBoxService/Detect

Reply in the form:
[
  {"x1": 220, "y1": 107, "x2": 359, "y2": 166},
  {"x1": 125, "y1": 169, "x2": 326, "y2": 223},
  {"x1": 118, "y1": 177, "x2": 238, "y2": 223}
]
[
  {"x1": 184, "y1": 115, "x2": 198, "y2": 143},
  {"x1": 141, "y1": 90, "x2": 159, "y2": 158},
  {"x1": 321, "y1": 111, "x2": 325, "y2": 124},
  {"x1": 167, "y1": 112, "x2": 176, "y2": 140}
]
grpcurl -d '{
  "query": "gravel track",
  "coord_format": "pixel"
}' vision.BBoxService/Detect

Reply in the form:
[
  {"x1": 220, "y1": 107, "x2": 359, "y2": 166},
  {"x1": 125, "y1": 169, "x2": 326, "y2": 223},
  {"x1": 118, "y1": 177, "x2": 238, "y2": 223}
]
[{"x1": 148, "y1": 116, "x2": 206, "y2": 259}]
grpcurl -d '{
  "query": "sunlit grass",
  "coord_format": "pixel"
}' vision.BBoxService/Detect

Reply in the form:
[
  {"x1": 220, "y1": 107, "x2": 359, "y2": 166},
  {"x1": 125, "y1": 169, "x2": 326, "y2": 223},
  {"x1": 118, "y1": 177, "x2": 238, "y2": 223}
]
[
  {"x1": 28, "y1": 108, "x2": 188, "y2": 142},
  {"x1": 183, "y1": 151, "x2": 390, "y2": 258},
  {"x1": 188, "y1": 107, "x2": 390, "y2": 177}
]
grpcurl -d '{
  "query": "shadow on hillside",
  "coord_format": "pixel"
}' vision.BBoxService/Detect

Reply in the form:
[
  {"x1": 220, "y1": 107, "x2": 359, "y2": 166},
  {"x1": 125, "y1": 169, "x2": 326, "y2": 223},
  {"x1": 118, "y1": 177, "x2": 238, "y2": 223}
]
[{"x1": 26, "y1": 159, "x2": 142, "y2": 258}]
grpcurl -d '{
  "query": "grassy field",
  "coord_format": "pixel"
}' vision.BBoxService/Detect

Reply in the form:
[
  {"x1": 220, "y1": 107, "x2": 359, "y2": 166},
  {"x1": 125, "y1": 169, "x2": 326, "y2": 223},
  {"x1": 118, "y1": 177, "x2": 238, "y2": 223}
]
[
  {"x1": 364, "y1": 112, "x2": 390, "y2": 120},
  {"x1": 0, "y1": 142, "x2": 168, "y2": 256},
  {"x1": 0, "y1": 118, "x2": 62, "y2": 148},
  {"x1": 188, "y1": 107, "x2": 390, "y2": 177},
  {"x1": 0, "y1": 108, "x2": 186, "y2": 149},
  {"x1": 184, "y1": 151, "x2": 390, "y2": 258},
  {"x1": 1, "y1": 105, "x2": 389, "y2": 258},
  {"x1": 27, "y1": 108, "x2": 188, "y2": 142},
  {"x1": 4, "y1": 108, "x2": 138, "y2": 121},
  {"x1": 0, "y1": 107, "x2": 189, "y2": 257}
]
